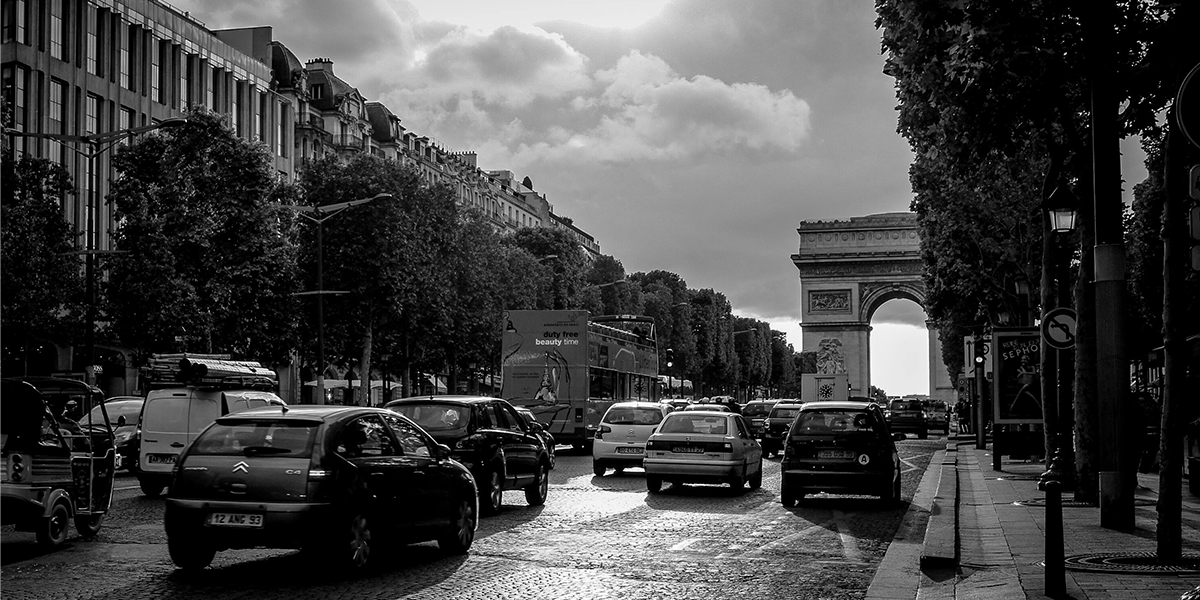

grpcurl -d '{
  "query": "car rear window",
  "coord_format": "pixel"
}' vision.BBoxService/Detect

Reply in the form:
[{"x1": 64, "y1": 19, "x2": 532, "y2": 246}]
[
  {"x1": 660, "y1": 414, "x2": 727, "y2": 435},
  {"x1": 142, "y1": 396, "x2": 190, "y2": 432},
  {"x1": 742, "y1": 403, "x2": 773, "y2": 417},
  {"x1": 190, "y1": 421, "x2": 317, "y2": 457},
  {"x1": 794, "y1": 410, "x2": 876, "y2": 434},
  {"x1": 892, "y1": 401, "x2": 921, "y2": 410},
  {"x1": 770, "y1": 406, "x2": 802, "y2": 419},
  {"x1": 603, "y1": 407, "x2": 664, "y2": 425},
  {"x1": 389, "y1": 403, "x2": 470, "y2": 432}
]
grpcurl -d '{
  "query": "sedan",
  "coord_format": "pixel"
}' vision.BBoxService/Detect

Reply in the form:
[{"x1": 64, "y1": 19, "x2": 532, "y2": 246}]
[
  {"x1": 681, "y1": 404, "x2": 731, "y2": 412},
  {"x1": 643, "y1": 411, "x2": 763, "y2": 493},
  {"x1": 592, "y1": 401, "x2": 672, "y2": 476},
  {"x1": 91, "y1": 397, "x2": 143, "y2": 471},
  {"x1": 164, "y1": 406, "x2": 478, "y2": 573}
]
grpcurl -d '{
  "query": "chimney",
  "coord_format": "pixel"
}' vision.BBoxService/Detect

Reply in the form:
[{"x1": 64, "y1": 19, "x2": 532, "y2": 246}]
[{"x1": 306, "y1": 58, "x2": 334, "y2": 74}]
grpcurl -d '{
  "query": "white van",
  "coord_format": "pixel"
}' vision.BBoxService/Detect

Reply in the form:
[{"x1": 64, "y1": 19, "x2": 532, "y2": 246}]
[{"x1": 136, "y1": 387, "x2": 284, "y2": 496}]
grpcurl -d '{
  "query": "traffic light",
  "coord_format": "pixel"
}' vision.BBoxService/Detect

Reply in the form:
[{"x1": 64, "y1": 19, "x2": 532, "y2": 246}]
[
  {"x1": 665, "y1": 348, "x2": 675, "y2": 368},
  {"x1": 973, "y1": 337, "x2": 987, "y2": 366}
]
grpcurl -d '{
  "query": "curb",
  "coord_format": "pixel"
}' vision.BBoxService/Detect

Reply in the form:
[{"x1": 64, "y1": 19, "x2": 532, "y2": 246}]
[{"x1": 920, "y1": 441, "x2": 959, "y2": 568}]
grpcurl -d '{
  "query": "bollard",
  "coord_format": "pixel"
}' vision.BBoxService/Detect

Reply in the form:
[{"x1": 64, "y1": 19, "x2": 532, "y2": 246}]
[{"x1": 1042, "y1": 479, "x2": 1064, "y2": 597}]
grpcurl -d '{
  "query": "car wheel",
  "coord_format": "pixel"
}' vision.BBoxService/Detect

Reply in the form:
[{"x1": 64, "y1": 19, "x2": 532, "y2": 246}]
[
  {"x1": 613, "y1": 466, "x2": 625, "y2": 475},
  {"x1": 36, "y1": 500, "x2": 71, "y2": 547},
  {"x1": 593, "y1": 461, "x2": 606, "y2": 477},
  {"x1": 525, "y1": 463, "x2": 549, "y2": 506},
  {"x1": 481, "y1": 468, "x2": 504, "y2": 515},
  {"x1": 74, "y1": 513, "x2": 104, "y2": 538},
  {"x1": 139, "y1": 479, "x2": 164, "y2": 497},
  {"x1": 749, "y1": 462, "x2": 763, "y2": 490},
  {"x1": 168, "y1": 531, "x2": 215, "y2": 570},
  {"x1": 728, "y1": 474, "x2": 745, "y2": 491},
  {"x1": 646, "y1": 476, "x2": 663, "y2": 493},
  {"x1": 437, "y1": 496, "x2": 477, "y2": 554},
  {"x1": 780, "y1": 489, "x2": 798, "y2": 508},
  {"x1": 892, "y1": 470, "x2": 903, "y2": 503}
]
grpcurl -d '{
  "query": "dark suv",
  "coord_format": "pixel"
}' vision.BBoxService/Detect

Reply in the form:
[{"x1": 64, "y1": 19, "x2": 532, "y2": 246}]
[
  {"x1": 742, "y1": 399, "x2": 780, "y2": 439},
  {"x1": 885, "y1": 398, "x2": 928, "y2": 439},
  {"x1": 385, "y1": 395, "x2": 551, "y2": 515},
  {"x1": 164, "y1": 406, "x2": 478, "y2": 572},
  {"x1": 761, "y1": 402, "x2": 805, "y2": 457},
  {"x1": 780, "y1": 400, "x2": 903, "y2": 506}
]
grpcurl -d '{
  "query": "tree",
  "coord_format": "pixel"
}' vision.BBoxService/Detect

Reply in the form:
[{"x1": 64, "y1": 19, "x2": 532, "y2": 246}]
[
  {"x1": 580, "y1": 255, "x2": 636, "y2": 315},
  {"x1": 106, "y1": 109, "x2": 301, "y2": 365},
  {"x1": 0, "y1": 155, "x2": 85, "y2": 373},
  {"x1": 770, "y1": 331, "x2": 799, "y2": 398},
  {"x1": 870, "y1": 385, "x2": 889, "y2": 404},
  {"x1": 507, "y1": 227, "x2": 587, "y2": 309}
]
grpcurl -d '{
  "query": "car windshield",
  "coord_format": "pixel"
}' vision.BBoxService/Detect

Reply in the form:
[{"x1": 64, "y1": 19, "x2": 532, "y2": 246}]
[
  {"x1": 89, "y1": 401, "x2": 140, "y2": 426},
  {"x1": 604, "y1": 407, "x2": 664, "y2": 425},
  {"x1": 770, "y1": 406, "x2": 802, "y2": 419},
  {"x1": 390, "y1": 404, "x2": 469, "y2": 432},
  {"x1": 190, "y1": 421, "x2": 317, "y2": 457},
  {"x1": 742, "y1": 403, "x2": 773, "y2": 417},
  {"x1": 794, "y1": 409, "x2": 876, "y2": 434},
  {"x1": 660, "y1": 414, "x2": 727, "y2": 435}
]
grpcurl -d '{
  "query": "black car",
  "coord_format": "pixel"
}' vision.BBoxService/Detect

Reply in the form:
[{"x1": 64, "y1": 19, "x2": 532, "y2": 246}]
[
  {"x1": 385, "y1": 396, "x2": 551, "y2": 515},
  {"x1": 779, "y1": 400, "x2": 903, "y2": 506},
  {"x1": 761, "y1": 402, "x2": 805, "y2": 457},
  {"x1": 515, "y1": 406, "x2": 556, "y2": 470},
  {"x1": 885, "y1": 398, "x2": 929, "y2": 439},
  {"x1": 742, "y1": 399, "x2": 780, "y2": 439},
  {"x1": 164, "y1": 406, "x2": 478, "y2": 572},
  {"x1": 90, "y1": 397, "x2": 143, "y2": 471}
]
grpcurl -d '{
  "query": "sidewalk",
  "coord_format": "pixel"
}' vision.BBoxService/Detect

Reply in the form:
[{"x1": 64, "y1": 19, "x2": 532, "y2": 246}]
[{"x1": 869, "y1": 438, "x2": 1200, "y2": 600}]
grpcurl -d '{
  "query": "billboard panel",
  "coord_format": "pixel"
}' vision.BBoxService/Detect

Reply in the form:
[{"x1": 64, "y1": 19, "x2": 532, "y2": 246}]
[
  {"x1": 500, "y1": 310, "x2": 590, "y2": 406},
  {"x1": 992, "y1": 328, "x2": 1042, "y2": 424}
]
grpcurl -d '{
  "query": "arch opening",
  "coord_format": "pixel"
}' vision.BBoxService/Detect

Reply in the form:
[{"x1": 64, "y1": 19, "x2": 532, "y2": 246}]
[{"x1": 869, "y1": 299, "x2": 929, "y2": 399}]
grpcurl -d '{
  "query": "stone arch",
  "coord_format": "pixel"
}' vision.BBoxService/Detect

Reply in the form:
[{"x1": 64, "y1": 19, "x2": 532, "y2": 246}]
[{"x1": 791, "y1": 212, "x2": 953, "y2": 403}]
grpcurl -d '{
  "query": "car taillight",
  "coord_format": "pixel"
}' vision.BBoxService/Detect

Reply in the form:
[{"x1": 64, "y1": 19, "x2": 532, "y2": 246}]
[
  {"x1": 10, "y1": 454, "x2": 25, "y2": 482},
  {"x1": 646, "y1": 439, "x2": 662, "y2": 451},
  {"x1": 597, "y1": 425, "x2": 611, "y2": 440},
  {"x1": 308, "y1": 469, "x2": 333, "y2": 480}
]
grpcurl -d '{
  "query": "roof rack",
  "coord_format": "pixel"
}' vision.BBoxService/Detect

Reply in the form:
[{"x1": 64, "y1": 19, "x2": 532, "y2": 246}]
[{"x1": 143, "y1": 354, "x2": 277, "y2": 391}]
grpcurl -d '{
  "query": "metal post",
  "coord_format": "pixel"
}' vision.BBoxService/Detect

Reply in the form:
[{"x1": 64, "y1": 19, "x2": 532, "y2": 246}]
[
  {"x1": 84, "y1": 146, "x2": 98, "y2": 386},
  {"x1": 976, "y1": 359, "x2": 987, "y2": 450},
  {"x1": 1043, "y1": 477, "x2": 1065, "y2": 596},
  {"x1": 315, "y1": 221, "x2": 325, "y2": 405}
]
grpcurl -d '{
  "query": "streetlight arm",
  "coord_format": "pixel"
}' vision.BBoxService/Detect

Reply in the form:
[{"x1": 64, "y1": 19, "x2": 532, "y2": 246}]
[
  {"x1": 3, "y1": 118, "x2": 187, "y2": 158},
  {"x1": 291, "y1": 193, "x2": 394, "y2": 219}
]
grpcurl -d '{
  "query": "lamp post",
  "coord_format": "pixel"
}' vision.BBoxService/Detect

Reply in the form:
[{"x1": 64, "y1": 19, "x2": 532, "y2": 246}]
[
  {"x1": 288, "y1": 193, "x2": 393, "y2": 405},
  {"x1": 4, "y1": 118, "x2": 188, "y2": 386}
]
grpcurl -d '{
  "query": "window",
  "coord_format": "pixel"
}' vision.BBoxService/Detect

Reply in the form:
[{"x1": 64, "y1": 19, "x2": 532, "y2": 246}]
[
  {"x1": 310, "y1": 83, "x2": 323, "y2": 100},
  {"x1": 206, "y1": 65, "x2": 215, "y2": 109},
  {"x1": 335, "y1": 416, "x2": 396, "y2": 458},
  {"x1": 231, "y1": 80, "x2": 240, "y2": 135},
  {"x1": 496, "y1": 405, "x2": 525, "y2": 433},
  {"x1": 380, "y1": 413, "x2": 432, "y2": 458},
  {"x1": 48, "y1": 80, "x2": 66, "y2": 167},
  {"x1": 3, "y1": 66, "x2": 28, "y2": 155},
  {"x1": 2, "y1": 0, "x2": 29, "y2": 44},
  {"x1": 150, "y1": 39, "x2": 160, "y2": 102},
  {"x1": 119, "y1": 107, "x2": 133, "y2": 143},
  {"x1": 277, "y1": 100, "x2": 287, "y2": 156},
  {"x1": 120, "y1": 27, "x2": 131, "y2": 89},
  {"x1": 190, "y1": 422, "x2": 317, "y2": 457},
  {"x1": 86, "y1": 7, "x2": 98, "y2": 74},
  {"x1": 256, "y1": 92, "x2": 266, "y2": 140},
  {"x1": 49, "y1": 0, "x2": 63, "y2": 59}
]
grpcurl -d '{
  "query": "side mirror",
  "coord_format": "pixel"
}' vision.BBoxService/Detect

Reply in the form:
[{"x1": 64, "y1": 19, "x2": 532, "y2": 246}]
[
  {"x1": 434, "y1": 443, "x2": 453, "y2": 459},
  {"x1": 117, "y1": 415, "x2": 127, "y2": 427},
  {"x1": 893, "y1": 432, "x2": 906, "y2": 441},
  {"x1": 527, "y1": 421, "x2": 543, "y2": 433}
]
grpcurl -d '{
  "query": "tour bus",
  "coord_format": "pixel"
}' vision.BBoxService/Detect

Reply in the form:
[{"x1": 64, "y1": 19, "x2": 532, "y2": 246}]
[{"x1": 501, "y1": 310, "x2": 660, "y2": 450}]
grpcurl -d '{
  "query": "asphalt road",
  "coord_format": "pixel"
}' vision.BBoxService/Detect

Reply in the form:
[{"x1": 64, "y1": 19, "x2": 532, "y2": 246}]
[{"x1": 1, "y1": 438, "x2": 946, "y2": 600}]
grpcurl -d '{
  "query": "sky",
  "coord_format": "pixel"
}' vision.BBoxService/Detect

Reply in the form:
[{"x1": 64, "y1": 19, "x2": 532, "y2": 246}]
[{"x1": 175, "y1": 0, "x2": 1144, "y2": 397}]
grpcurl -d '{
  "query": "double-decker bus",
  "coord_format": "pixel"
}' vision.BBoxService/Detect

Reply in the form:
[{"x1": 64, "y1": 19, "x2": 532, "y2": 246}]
[{"x1": 500, "y1": 310, "x2": 659, "y2": 450}]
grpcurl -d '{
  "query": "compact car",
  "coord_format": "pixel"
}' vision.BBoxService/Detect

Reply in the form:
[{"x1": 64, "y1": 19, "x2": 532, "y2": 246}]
[
  {"x1": 924, "y1": 400, "x2": 950, "y2": 435},
  {"x1": 591, "y1": 401, "x2": 672, "y2": 476},
  {"x1": 742, "y1": 399, "x2": 781, "y2": 439},
  {"x1": 761, "y1": 401, "x2": 806, "y2": 457},
  {"x1": 91, "y1": 397, "x2": 143, "y2": 471},
  {"x1": 642, "y1": 411, "x2": 763, "y2": 493},
  {"x1": 385, "y1": 396, "x2": 551, "y2": 515},
  {"x1": 885, "y1": 398, "x2": 929, "y2": 439},
  {"x1": 164, "y1": 405, "x2": 478, "y2": 572},
  {"x1": 779, "y1": 400, "x2": 903, "y2": 506},
  {"x1": 682, "y1": 403, "x2": 732, "y2": 412}
]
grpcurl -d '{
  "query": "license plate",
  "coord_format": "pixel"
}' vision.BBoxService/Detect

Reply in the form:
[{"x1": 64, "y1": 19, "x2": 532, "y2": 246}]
[
  {"x1": 671, "y1": 446, "x2": 704, "y2": 454},
  {"x1": 208, "y1": 513, "x2": 263, "y2": 528},
  {"x1": 148, "y1": 454, "x2": 177, "y2": 464},
  {"x1": 616, "y1": 446, "x2": 644, "y2": 454},
  {"x1": 818, "y1": 450, "x2": 854, "y2": 459}
]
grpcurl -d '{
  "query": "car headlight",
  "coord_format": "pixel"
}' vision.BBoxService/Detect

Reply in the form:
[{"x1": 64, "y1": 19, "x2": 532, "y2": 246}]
[{"x1": 115, "y1": 430, "x2": 133, "y2": 444}]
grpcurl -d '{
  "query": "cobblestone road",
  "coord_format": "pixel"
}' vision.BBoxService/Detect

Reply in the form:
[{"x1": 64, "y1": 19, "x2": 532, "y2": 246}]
[{"x1": 1, "y1": 440, "x2": 944, "y2": 600}]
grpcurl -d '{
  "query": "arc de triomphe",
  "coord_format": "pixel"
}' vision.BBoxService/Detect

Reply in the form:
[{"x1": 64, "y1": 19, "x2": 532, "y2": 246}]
[{"x1": 791, "y1": 212, "x2": 954, "y2": 403}]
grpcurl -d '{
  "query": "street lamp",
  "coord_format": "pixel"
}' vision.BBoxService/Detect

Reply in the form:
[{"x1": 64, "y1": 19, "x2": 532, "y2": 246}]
[
  {"x1": 288, "y1": 193, "x2": 393, "y2": 405},
  {"x1": 4, "y1": 118, "x2": 188, "y2": 386}
]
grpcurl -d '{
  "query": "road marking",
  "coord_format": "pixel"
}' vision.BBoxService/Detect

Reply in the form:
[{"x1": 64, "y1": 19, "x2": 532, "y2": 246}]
[
  {"x1": 735, "y1": 517, "x2": 837, "y2": 558},
  {"x1": 834, "y1": 511, "x2": 864, "y2": 562},
  {"x1": 669, "y1": 538, "x2": 700, "y2": 551}
]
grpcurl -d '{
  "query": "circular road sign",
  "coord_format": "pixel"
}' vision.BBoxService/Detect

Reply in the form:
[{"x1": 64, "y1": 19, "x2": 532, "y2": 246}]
[{"x1": 1041, "y1": 307, "x2": 1078, "y2": 350}]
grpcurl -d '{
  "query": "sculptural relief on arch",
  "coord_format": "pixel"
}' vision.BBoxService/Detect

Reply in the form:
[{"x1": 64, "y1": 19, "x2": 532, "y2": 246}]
[{"x1": 791, "y1": 212, "x2": 955, "y2": 404}]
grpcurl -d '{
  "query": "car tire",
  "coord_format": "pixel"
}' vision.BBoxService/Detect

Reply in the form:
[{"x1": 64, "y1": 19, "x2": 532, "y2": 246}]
[
  {"x1": 139, "y1": 479, "x2": 164, "y2": 497},
  {"x1": 437, "y1": 496, "x2": 477, "y2": 554},
  {"x1": 74, "y1": 513, "x2": 104, "y2": 538},
  {"x1": 593, "y1": 461, "x2": 606, "y2": 477},
  {"x1": 480, "y1": 467, "x2": 504, "y2": 515},
  {"x1": 646, "y1": 476, "x2": 663, "y2": 493},
  {"x1": 613, "y1": 466, "x2": 625, "y2": 475},
  {"x1": 168, "y1": 532, "x2": 215, "y2": 571},
  {"x1": 36, "y1": 500, "x2": 71, "y2": 547},
  {"x1": 525, "y1": 463, "x2": 549, "y2": 506},
  {"x1": 780, "y1": 489, "x2": 798, "y2": 508},
  {"x1": 749, "y1": 462, "x2": 763, "y2": 490},
  {"x1": 892, "y1": 470, "x2": 903, "y2": 503},
  {"x1": 331, "y1": 512, "x2": 374, "y2": 571}
]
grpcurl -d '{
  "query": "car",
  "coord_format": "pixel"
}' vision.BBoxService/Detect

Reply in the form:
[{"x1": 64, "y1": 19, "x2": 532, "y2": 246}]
[
  {"x1": 664, "y1": 399, "x2": 691, "y2": 411},
  {"x1": 761, "y1": 402, "x2": 806, "y2": 457},
  {"x1": 924, "y1": 400, "x2": 950, "y2": 435},
  {"x1": 592, "y1": 401, "x2": 672, "y2": 476},
  {"x1": 515, "y1": 406, "x2": 556, "y2": 470},
  {"x1": 385, "y1": 395, "x2": 551, "y2": 515},
  {"x1": 642, "y1": 410, "x2": 763, "y2": 493},
  {"x1": 163, "y1": 405, "x2": 478, "y2": 572},
  {"x1": 682, "y1": 403, "x2": 732, "y2": 412},
  {"x1": 741, "y1": 399, "x2": 781, "y2": 439},
  {"x1": 779, "y1": 400, "x2": 903, "y2": 506},
  {"x1": 885, "y1": 398, "x2": 929, "y2": 439},
  {"x1": 89, "y1": 397, "x2": 143, "y2": 471}
]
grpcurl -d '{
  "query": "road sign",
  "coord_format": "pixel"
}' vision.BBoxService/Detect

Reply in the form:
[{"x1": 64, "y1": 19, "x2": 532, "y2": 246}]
[{"x1": 1041, "y1": 307, "x2": 1077, "y2": 350}]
